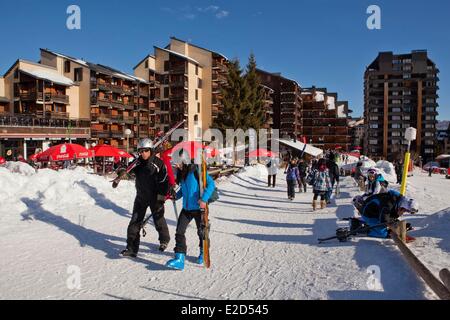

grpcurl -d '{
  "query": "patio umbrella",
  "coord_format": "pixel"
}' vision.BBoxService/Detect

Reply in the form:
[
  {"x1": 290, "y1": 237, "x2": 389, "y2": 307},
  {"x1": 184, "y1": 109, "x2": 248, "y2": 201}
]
[
  {"x1": 170, "y1": 141, "x2": 218, "y2": 159},
  {"x1": 248, "y1": 148, "x2": 279, "y2": 158},
  {"x1": 89, "y1": 144, "x2": 132, "y2": 175},
  {"x1": 36, "y1": 143, "x2": 93, "y2": 162}
]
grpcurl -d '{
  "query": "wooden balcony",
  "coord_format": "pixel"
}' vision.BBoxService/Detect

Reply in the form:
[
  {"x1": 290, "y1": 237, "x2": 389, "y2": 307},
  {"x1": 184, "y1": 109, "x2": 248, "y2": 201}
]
[
  {"x1": 169, "y1": 93, "x2": 188, "y2": 101},
  {"x1": 169, "y1": 66, "x2": 187, "y2": 74},
  {"x1": 170, "y1": 80, "x2": 188, "y2": 88},
  {"x1": 111, "y1": 85, "x2": 123, "y2": 93},
  {"x1": 110, "y1": 115, "x2": 124, "y2": 123},
  {"x1": 110, "y1": 130, "x2": 124, "y2": 138},
  {"x1": 91, "y1": 130, "x2": 111, "y2": 138},
  {"x1": 123, "y1": 116, "x2": 135, "y2": 124}
]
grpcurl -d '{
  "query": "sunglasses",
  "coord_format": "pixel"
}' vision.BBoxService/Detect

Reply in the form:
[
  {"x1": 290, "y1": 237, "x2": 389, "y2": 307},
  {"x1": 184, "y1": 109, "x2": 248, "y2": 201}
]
[{"x1": 138, "y1": 149, "x2": 151, "y2": 153}]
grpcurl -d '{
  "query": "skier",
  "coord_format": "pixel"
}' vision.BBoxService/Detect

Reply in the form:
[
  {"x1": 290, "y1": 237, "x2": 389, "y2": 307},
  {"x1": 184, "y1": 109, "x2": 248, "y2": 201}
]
[
  {"x1": 285, "y1": 158, "x2": 300, "y2": 200},
  {"x1": 266, "y1": 155, "x2": 279, "y2": 188},
  {"x1": 357, "y1": 190, "x2": 419, "y2": 239},
  {"x1": 120, "y1": 138, "x2": 170, "y2": 258},
  {"x1": 363, "y1": 168, "x2": 388, "y2": 197},
  {"x1": 394, "y1": 161, "x2": 403, "y2": 184},
  {"x1": 325, "y1": 154, "x2": 340, "y2": 204},
  {"x1": 166, "y1": 161, "x2": 216, "y2": 270},
  {"x1": 297, "y1": 158, "x2": 308, "y2": 193},
  {"x1": 311, "y1": 159, "x2": 332, "y2": 210}
]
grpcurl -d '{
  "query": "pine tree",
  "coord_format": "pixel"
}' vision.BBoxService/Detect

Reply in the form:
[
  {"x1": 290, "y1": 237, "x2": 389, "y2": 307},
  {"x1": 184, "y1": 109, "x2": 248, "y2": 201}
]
[
  {"x1": 213, "y1": 59, "x2": 250, "y2": 131},
  {"x1": 244, "y1": 53, "x2": 266, "y2": 130}
]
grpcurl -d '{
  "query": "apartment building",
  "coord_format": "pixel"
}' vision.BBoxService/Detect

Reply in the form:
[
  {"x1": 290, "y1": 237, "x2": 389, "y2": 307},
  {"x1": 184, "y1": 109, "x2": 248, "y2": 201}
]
[
  {"x1": 301, "y1": 87, "x2": 351, "y2": 151},
  {"x1": 0, "y1": 59, "x2": 90, "y2": 158},
  {"x1": 40, "y1": 49, "x2": 153, "y2": 153},
  {"x1": 256, "y1": 69, "x2": 303, "y2": 139},
  {"x1": 348, "y1": 117, "x2": 365, "y2": 150},
  {"x1": 134, "y1": 37, "x2": 229, "y2": 141},
  {"x1": 364, "y1": 50, "x2": 439, "y2": 162}
]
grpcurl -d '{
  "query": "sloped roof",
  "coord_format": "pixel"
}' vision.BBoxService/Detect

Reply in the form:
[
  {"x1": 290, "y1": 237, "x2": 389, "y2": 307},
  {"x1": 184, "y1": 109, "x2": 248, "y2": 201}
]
[
  {"x1": 19, "y1": 62, "x2": 74, "y2": 86},
  {"x1": 154, "y1": 46, "x2": 201, "y2": 66}
]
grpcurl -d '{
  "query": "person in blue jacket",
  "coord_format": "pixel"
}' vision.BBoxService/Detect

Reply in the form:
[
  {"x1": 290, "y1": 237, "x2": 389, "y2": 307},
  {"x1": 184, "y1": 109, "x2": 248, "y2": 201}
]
[
  {"x1": 166, "y1": 162, "x2": 215, "y2": 270},
  {"x1": 358, "y1": 190, "x2": 418, "y2": 238}
]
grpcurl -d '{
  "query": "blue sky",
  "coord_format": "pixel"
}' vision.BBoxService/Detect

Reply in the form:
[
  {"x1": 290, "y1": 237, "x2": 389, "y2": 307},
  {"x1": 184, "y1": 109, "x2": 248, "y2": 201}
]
[{"x1": 1, "y1": 0, "x2": 449, "y2": 119}]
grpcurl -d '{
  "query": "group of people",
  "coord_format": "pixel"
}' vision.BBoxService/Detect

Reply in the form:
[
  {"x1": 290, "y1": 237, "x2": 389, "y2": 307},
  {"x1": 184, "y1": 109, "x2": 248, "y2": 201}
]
[
  {"x1": 267, "y1": 151, "x2": 340, "y2": 211},
  {"x1": 119, "y1": 138, "x2": 216, "y2": 271},
  {"x1": 351, "y1": 163, "x2": 419, "y2": 240}
]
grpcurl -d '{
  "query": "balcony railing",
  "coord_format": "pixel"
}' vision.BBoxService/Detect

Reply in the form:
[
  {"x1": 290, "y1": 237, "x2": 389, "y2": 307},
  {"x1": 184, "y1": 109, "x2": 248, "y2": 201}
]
[
  {"x1": 170, "y1": 81, "x2": 188, "y2": 88},
  {"x1": 169, "y1": 93, "x2": 188, "y2": 101},
  {"x1": 91, "y1": 130, "x2": 111, "y2": 138},
  {"x1": 110, "y1": 130, "x2": 124, "y2": 138},
  {"x1": 96, "y1": 82, "x2": 112, "y2": 91},
  {"x1": 111, "y1": 85, "x2": 123, "y2": 93},
  {"x1": 110, "y1": 115, "x2": 124, "y2": 122},
  {"x1": 169, "y1": 66, "x2": 187, "y2": 74},
  {"x1": 123, "y1": 116, "x2": 134, "y2": 124}
]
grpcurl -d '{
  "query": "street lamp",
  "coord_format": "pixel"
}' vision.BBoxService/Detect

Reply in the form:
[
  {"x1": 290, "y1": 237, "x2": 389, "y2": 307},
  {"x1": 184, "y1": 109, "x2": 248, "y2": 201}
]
[
  {"x1": 400, "y1": 127, "x2": 417, "y2": 195},
  {"x1": 91, "y1": 142, "x2": 97, "y2": 174},
  {"x1": 125, "y1": 129, "x2": 132, "y2": 165}
]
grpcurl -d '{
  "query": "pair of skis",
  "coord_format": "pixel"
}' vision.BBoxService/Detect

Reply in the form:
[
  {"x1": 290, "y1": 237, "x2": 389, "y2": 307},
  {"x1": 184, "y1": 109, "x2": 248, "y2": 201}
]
[
  {"x1": 197, "y1": 150, "x2": 211, "y2": 269},
  {"x1": 111, "y1": 120, "x2": 185, "y2": 188},
  {"x1": 318, "y1": 221, "x2": 388, "y2": 244}
]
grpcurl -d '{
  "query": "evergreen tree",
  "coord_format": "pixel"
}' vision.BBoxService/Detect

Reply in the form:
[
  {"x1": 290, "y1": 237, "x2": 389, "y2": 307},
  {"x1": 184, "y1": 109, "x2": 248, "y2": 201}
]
[
  {"x1": 244, "y1": 53, "x2": 266, "y2": 130},
  {"x1": 213, "y1": 59, "x2": 250, "y2": 131}
]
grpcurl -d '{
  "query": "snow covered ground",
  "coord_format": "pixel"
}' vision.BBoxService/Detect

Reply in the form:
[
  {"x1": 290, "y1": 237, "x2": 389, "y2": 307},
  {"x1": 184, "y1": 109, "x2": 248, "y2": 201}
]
[{"x1": 0, "y1": 163, "x2": 448, "y2": 300}]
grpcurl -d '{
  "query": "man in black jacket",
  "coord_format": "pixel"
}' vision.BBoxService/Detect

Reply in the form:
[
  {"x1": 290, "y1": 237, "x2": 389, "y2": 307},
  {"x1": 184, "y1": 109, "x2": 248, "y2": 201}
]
[
  {"x1": 326, "y1": 155, "x2": 340, "y2": 203},
  {"x1": 121, "y1": 138, "x2": 170, "y2": 258}
]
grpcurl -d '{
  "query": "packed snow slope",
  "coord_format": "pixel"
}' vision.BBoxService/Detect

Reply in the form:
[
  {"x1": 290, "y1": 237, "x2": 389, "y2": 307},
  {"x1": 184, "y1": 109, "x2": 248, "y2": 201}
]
[{"x1": 0, "y1": 163, "x2": 448, "y2": 300}]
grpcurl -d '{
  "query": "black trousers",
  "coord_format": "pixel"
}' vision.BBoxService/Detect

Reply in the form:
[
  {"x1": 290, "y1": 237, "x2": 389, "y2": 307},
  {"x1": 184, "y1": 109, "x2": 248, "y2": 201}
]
[
  {"x1": 268, "y1": 174, "x2": 276, "y2": 187},
  {"x1": 313, "y1": 191, "x2": 326, "y2": 201},
  {"x1": 298, "y1": 176, "x2": 307, "y2": 192},
  {"x1": 174, "y1": 209, "x2": 204, "y2": 254},
  {"x1": 287, "y1": 180, "x2": 296, "y2": 198},
  {"x1": 126, "y1": 197, "x2": 170, "y2": 254}
]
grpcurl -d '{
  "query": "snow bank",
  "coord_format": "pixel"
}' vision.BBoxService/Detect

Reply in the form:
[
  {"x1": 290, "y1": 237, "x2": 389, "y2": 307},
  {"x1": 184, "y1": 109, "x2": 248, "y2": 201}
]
[
  {"x1": 375, "y1": 160, "x2": 397, "y2": 184},
  {"x1": 4, "y1": 161, "x2": 36, "y2": 176}
]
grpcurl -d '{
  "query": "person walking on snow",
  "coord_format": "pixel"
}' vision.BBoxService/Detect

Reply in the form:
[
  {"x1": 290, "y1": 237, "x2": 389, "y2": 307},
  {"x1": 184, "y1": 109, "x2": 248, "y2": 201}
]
[
  {"x1": 285, "y1": 158, "x2": 300, "y2": 200},
  {"x1": 297, "y1": 158, "x2": 308, "y2": 193},
  {"x1": 266, "y1": 156, "x2": 279, "y2": 188},
  {"x1": 311, "y1": 159, "x2": 331, "y2": 210},
  {"x1": 166, "y1": 161, "x2": 216, "y2": 270},
  {"x1": 120, "y1": 138, "x2": 170, "y2": 258},
  {"x1": 325, "y1": 154, "x2": 340, "y2": 204}
]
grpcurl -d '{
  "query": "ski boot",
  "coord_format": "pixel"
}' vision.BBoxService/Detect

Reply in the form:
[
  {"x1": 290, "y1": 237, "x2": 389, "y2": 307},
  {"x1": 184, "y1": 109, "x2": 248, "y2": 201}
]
[
  {"x1": 312, "y1": 200, "x2": 317, "y2": 211},
  {"x1": 159, "y1": 242, "x2": 169, "y2": 252},
  {"x1": 197, "y1": 249, "x2": 204, "y2": 265},
  {"x1": 320, "y1": 200, "x2": 327, "y2": 209},
  {"x1": 166, "y1": 253, "x2": 185, "y2": 270},
  {"x1": 120, "y1": 249, "x2": 137, "y2": 258}
]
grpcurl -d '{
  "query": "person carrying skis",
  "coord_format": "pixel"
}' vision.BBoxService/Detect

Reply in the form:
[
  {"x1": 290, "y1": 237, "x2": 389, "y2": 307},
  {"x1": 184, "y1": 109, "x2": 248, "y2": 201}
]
[
  {"x1": 326, "y1": 154, "x2": 340, "y2": 204},
  {"x1": 297, "y1": 158, "x2": 308, "y2": 193},
  {"x1": 356, "y1": 190, "x2": 418, "y2": 239},
  {"x1": 166, "y1": 160, "x2": 216, "y2": 270},
  {"x1": 120, "y1": 138, "x2": 170, "y2": 258},
  {"x1": 311, "y1": 158, "x2": 332, "y2": 210},
  {"x1": 266, "y1": 155, "x2": 279, "y2": 188},
  {"x1": 285, "y1": 158, "x2": 300, "y2": 200}
]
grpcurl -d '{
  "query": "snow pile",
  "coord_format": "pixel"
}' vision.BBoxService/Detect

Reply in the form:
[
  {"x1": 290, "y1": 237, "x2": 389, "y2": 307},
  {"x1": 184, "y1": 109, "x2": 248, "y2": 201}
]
[
  {"x1": 340, "y1": 158, "x2": 376, "y2": 172},
  {"x1": 238, "y1": 164, "x2": 270, "y2": 180},
  {"x1": 4, "y1": 161, "x2": 36, "y2": 176},
  {"x1": 375, "y1": 161, "x2": 397, "y2": 184}
]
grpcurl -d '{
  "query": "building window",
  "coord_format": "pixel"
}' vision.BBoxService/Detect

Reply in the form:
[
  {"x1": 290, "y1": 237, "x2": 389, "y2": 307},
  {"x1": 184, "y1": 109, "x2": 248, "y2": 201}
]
[
  {"x1": 195, "y1": 89, "x2": 198, "y2": 100},
  {"x1": 425, "y1": 149, "x2": 434, "y2": 154},
  {"x1": 145, "y1": 60, "x2": 149, "y2": 69},
  {"x1": 195, "y1": 65, "x2": 198, "y2": 76},
  {"x1": 197, "y1": 102, "x2": 200, "y2": 113},
  {"x1": 14, "y1": 69, "x2": 19, "y2": 79},
  {"x1": 392, "y1": 132, "x2": 401, "y2": 137},
  {"x1": 425, "y1": 132, "x2": 434, "y2": 137},
  {"x1": 392, "y1": 116, "x2": 401, "y2": 121},
  {"x1": 392, "y1": 124, "x2": 401, "y2": 129},
  {"x1": 64, "y1": 61, "x2": 71, "y2": 73},
  {"x1": 198, "y1": 78, "x2": 202, "y2": 89},
  {"x1": 370, "y1": 124, "x2": 378, "y2": 129},
  {"x1": 392, "y1": 108, "x2": 401, "y2": 113},
  {"x1": 369, "y1": 116, "x2": 378, "y2": 121},
  {"x1": 369, "y1": 140, "x2": 378, "y2": 145},
  {"x1": 194, "y1": 114, "x2": 199, "y2": 124},
  {"x1": 392, "y1": 99, "x2": 401, "y2": 104},
  {"x1": 74, "y1": 68, "x2": 83, "y2": 82},
  {"x1": 164, "y1": 87, "x2": 169, "y2": 98},
  {"x1": 164, "y1": 61, "x2": 169, "y2": 72},
  {"x1": 403, "y1": 73, "x2": 411, "y2": 79}
]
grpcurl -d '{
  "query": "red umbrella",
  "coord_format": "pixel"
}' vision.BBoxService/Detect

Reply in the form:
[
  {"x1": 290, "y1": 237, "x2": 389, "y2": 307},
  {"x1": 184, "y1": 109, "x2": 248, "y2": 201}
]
[
  {"x1": 170, "y1": 141, "x2": 218, "y2": 159},
  {"x1": 0, "y1": 156, "x2": 5, "y2": 165},
  {"x1": 248, "y1": 148, "x2": 278, "y2": 158},
  {"x1": 36, "y1": 143, "x2": 93, "y2": 162},
  {"x1": 89, "y1": 145, "x2": 132, "y2": 158}
]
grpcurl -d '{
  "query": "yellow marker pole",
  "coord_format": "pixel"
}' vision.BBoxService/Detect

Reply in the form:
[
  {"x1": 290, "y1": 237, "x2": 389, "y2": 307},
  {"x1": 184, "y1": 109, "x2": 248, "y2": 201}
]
[
  {"x1": 400, "y1": 128, "x2": 416, "y2": 196},
  {"x1": 400, "y1": 151, "x2": 410, "y2": 196}
]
